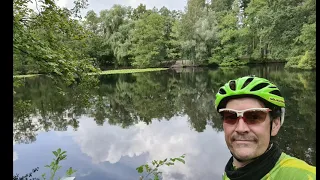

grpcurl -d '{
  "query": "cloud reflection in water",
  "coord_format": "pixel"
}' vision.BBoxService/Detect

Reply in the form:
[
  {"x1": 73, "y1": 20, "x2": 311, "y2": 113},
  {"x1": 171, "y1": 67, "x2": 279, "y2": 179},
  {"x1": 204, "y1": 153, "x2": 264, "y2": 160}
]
[{"x1": 72, "y1": 115, "x2": 230, "y2": 180}]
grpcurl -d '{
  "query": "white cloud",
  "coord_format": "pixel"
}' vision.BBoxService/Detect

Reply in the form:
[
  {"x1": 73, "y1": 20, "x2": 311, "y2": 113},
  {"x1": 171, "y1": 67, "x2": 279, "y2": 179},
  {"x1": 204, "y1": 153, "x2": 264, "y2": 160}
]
[
  {"x1": 56, "y1": 0, "x2": 68, "y2": 7},
  {"x1": 27, "y1": 0, "x2": 73, "y2": 13},
  {"x1": 72, "y1": 115, "x2": 230, "y2": 180},
  {"x1": 14, "y1": 151, "x2": 18, "y2": 161}
]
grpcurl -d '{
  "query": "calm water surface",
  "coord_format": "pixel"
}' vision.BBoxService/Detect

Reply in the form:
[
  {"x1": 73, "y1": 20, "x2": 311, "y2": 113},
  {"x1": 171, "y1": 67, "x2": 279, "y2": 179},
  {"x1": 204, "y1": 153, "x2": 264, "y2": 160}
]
[{"x1": 13, "y1": 64, "x2": 316, "y2": 180}]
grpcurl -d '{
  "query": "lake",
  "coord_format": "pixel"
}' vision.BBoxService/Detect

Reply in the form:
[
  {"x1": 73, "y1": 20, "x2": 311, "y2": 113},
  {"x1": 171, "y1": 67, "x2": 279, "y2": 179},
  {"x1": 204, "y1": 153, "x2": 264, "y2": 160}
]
[{"x1": 13, "y1": 64, "x2": 316, "y2": 180}]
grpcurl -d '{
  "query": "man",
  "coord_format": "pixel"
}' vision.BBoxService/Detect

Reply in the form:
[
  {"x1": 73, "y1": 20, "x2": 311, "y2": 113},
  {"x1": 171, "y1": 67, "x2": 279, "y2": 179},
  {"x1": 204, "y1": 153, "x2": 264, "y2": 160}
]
[{"x1": 215, "y1": 75, "x2": 316, "y2": 180}]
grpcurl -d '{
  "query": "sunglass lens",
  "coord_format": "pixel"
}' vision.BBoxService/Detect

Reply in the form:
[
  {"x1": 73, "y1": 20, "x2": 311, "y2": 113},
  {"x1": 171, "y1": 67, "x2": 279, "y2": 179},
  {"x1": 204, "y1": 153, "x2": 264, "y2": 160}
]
[
  {"x1": 221, "y1": 111, "x2": 238, "y2": 124},
  {"x1": 244, "y1": 110, "x2": 268, "y2": 124}
]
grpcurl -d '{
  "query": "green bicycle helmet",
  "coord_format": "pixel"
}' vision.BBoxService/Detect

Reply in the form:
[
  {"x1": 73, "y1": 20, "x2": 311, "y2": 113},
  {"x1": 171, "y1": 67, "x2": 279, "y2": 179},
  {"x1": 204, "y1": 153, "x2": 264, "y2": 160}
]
[{"x1": 215, "y1": 75, "x2": 285, "y2": 125}]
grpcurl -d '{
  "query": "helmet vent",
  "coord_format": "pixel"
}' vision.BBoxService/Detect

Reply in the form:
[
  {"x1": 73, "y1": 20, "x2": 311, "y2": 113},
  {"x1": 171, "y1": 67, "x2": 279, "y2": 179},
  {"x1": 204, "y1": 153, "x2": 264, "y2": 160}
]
[
  {"x1": 219, "y1": 88, "x2": 227, "y2": 94},
  {"x1": 229, "y1": 80, "x2": 236, "y2": 90},
  {"x1": 270, "y1": 90, "x2": 282, "y2": 96},
  {"x1": 241, "y1": 77, "x2": 254, "y2": 89},
  {"x1": 251, "y1": 83, "x2": 269, "y2": 91},
  {"x1": 269, "y1": 86, "x2": 277, "y2": 88}
]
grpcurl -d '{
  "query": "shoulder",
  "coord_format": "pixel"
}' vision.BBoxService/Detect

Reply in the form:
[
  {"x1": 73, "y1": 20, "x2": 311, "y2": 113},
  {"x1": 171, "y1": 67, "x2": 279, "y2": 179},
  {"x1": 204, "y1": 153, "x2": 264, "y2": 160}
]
[
  {"x1": 222, "y1": 172, "x2": 230, "y2": 180},
  {"x1": 222, "y1": 172, "x2": 229, "y2": 180},
  {"x1": 266, "y1": 152, "x2": 316, "y2": 179}
]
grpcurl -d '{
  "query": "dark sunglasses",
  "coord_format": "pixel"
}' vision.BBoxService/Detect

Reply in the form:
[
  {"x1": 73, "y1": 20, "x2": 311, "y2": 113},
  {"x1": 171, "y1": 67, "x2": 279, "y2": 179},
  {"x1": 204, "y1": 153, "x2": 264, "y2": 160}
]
[{"x1": 218, "y1": 108, "x2": 271, "y2": 125}]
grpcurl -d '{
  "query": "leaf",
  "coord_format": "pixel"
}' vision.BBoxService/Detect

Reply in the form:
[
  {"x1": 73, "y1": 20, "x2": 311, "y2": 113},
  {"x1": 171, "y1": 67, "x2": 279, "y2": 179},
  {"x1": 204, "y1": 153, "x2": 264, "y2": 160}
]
[
  {"x1": 66, "y1": 167, "x2": 76, "y2": 176},
  {"x1": 50, "y1": 161, "x2": 55, "y2": 166},
  {"x1": 154, "y1": 174, "x2": 159, "y2": 180},
  {"x1": 145, "y1": 164, "x2": 151, "y2": 172},
  {"x1": 165, "y1": 162, "x2": 174, "y2": 166},
  {"x1": 53, "y1": 151, "x2": 58, "y2": 157},
  {"x1": 53, "y1": 68, "x2": 63, "y2": 75},
  {"x1": 175, "y1": 158, "x2": 185, "y2": 164},
  {"x1": 136, "y1": 165, "x2": 144, "y2": 173},
  {"x1": 57, "y1": 148, "x2": 62, "y2": 154},
  {"x1": 60, "y1": 155, "x2": 67, "y2": 161}
]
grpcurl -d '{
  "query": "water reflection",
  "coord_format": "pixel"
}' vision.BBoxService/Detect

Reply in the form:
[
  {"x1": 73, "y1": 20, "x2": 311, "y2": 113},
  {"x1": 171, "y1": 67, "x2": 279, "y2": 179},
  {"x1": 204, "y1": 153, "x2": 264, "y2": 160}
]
[
  {"x1": 13, "y1": 151, "x2": 18, "y2": 161},
  {"x1": 13, "y1": 64, "x2": 316, "y2": 179},
  {"x1": 72, "y1": 116, "x2": 229, "y2": 179}
]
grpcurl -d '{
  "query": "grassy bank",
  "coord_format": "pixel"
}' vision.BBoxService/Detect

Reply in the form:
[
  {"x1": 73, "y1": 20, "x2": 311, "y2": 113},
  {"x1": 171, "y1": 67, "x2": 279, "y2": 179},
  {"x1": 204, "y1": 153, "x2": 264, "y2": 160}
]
[
  {"x1": 13, "y1": 74, "x2": 42, "y2": 78},
  {"x1": 13, "y1": 68, "x2": 169, "y2": 78},
  {"x1": 88, "y1": 68, "x2": 169, "y2": 75}
]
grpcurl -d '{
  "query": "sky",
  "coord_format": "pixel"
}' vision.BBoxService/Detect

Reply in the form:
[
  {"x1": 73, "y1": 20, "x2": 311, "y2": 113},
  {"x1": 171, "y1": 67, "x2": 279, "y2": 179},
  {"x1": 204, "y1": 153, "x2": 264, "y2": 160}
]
[{"x1": 28, "y1": 0, "x2": 188, "y2": 17}]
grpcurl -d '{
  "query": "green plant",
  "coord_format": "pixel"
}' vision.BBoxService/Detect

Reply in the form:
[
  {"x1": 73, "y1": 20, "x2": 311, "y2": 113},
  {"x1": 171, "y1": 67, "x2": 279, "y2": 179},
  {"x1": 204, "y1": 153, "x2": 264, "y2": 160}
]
[
  {"x1": 41, "y1": 148, "x2": 77, "y2": 180},
  {"x1": 14, "y1": 149, "x2": 186, "y2": 180},
  {"x1": 136, "y1": 154, "x2": 186, "y2": 180},
  {"x1": 13, "y1": 167, "x2": 40, "y2": 180}
]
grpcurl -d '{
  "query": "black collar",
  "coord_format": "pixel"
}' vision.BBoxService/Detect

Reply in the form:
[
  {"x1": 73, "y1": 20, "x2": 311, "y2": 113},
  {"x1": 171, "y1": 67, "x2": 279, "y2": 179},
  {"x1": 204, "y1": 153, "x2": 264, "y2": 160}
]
[{"x1": 225, "y1": 144, "x2": 282, "y2": 180}]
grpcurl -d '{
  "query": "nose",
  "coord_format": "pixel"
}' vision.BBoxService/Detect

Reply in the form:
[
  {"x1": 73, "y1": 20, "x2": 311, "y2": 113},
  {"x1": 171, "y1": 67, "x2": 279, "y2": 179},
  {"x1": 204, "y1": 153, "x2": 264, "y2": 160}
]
[{"x1": 235, "y1": 117, "x2": 250, "y2": 133}]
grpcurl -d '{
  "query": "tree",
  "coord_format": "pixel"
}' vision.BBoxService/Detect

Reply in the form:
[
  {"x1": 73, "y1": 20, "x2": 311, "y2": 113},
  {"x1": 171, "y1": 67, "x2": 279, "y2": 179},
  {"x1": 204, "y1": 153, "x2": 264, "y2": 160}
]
[
  {"x1": 129, "y1": 13, "x2": 166, "y2": 68},
  {"x1": 14, "y1": 0, "x2": 98, "y2": 84}
]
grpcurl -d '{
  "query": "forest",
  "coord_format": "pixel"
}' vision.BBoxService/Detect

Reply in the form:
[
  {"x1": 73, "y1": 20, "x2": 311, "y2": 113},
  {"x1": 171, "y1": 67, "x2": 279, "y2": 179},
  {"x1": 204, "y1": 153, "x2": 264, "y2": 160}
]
[{"x1": 14, "y1": 0, "x2": 316, "y2": 83}]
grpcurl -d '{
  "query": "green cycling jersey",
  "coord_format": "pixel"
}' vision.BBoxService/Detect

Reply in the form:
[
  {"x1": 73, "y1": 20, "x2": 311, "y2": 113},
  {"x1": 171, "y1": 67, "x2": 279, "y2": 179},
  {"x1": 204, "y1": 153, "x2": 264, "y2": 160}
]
[{"x1": 222, "y1": 152, "x2": 316, "y2": 180}]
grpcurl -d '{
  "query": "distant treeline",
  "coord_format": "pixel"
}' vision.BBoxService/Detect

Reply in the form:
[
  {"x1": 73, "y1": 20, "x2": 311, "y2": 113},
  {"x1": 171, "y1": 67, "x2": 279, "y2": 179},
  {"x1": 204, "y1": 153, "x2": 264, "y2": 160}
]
[{"x1": 14, "y1": 0, "x2": 315, "y2": 82}]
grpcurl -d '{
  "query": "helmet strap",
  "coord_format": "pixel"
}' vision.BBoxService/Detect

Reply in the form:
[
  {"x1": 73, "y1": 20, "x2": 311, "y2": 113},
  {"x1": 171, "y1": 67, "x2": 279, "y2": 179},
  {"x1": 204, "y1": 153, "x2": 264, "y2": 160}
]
[{"x1": 270, "y1": 119, "x2": 273, "y2": 137}]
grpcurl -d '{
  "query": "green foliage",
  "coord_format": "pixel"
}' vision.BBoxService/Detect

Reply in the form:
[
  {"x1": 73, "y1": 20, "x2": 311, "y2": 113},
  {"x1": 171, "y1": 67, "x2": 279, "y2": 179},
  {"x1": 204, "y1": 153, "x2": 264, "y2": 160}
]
[
  {"x1": 42, "y1": 148, "x2": 77, "y2": 180},
  {"x1": 244, "y1": 0, "x2": 315, "y2": 63},
  {"x1": 219, "y1": 58, "x2": 248, "y2": 66},
  {"x1": 13, "y1": 167, "x2": 40, "y2": 180},
  {"x1": 296, "y1": 23, "x2": 316, "y2": 50},
  {"x1": 286, "y1": 22, "x2": 316, "y2": 70},
  {"x1": 14, "y1": 0, "x2": 99, "y2": 84},
  {"x1": 208, "y1": 8, "x2": 249, "y2": 66},
  {"x1": 286, "y1": 50, "x2": 316, "y2": 70},
  {"x1": 129, "y1": 12, "x2": 167, "y2": 68},
  {"x1": 136, "y1": 154, "x2": 186, "y2": 180},
  {"x1": 167, "y1": 20, "x2": 182, "y2": 59},
  {"x1": 13, "y1": 147, "x2": 187, "y2": 180},
  {"x1": 210, "y1": 0, "x2": 233, "y2": 12},
  {"x1": 14, "y1": 0, "x2": 316, "y2": 74},
  {"x1": 13, "y1": 148, "x2": 76, "y2": 180},
  {"x1": 14, "y1": 99, "x2": 37, "y2": 144},
  {"x1": 180, "y1": 0, "x2": 206, "y2": 40}
]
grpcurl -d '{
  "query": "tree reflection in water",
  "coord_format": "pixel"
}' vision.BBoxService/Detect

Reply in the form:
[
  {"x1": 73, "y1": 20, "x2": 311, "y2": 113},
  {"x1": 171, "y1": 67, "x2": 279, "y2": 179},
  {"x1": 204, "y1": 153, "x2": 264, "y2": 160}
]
[{"x1": 13, "y1": 64, "x2": 316, "y2": 166}]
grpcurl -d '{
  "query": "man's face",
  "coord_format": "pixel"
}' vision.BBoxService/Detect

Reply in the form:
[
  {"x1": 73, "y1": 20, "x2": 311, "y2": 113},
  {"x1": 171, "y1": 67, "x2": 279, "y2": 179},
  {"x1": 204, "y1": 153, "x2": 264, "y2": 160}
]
[{"x1": 222, "y1": 97, "x2": 274, "y2": 161}]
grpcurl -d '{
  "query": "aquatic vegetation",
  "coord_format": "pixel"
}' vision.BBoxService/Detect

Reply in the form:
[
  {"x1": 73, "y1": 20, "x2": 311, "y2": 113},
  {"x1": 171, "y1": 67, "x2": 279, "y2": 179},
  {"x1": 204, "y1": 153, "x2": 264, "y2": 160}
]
[
  {"x1": 13, "y1": 148, "x2": 76, "y2": 180},
  {"x1": 137, "y1": 154, "x2": 186, "y2": 180},
  {"x1": 13, "y1": 148, "x2": 185, "y2": 180}
]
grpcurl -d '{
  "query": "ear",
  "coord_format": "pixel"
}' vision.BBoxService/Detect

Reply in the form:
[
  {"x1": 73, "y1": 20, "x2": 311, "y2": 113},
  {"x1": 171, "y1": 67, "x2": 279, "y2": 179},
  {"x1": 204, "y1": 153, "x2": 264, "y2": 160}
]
[{"x1": 271, "y1": 117, "x2": 281, "y2": 136}]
